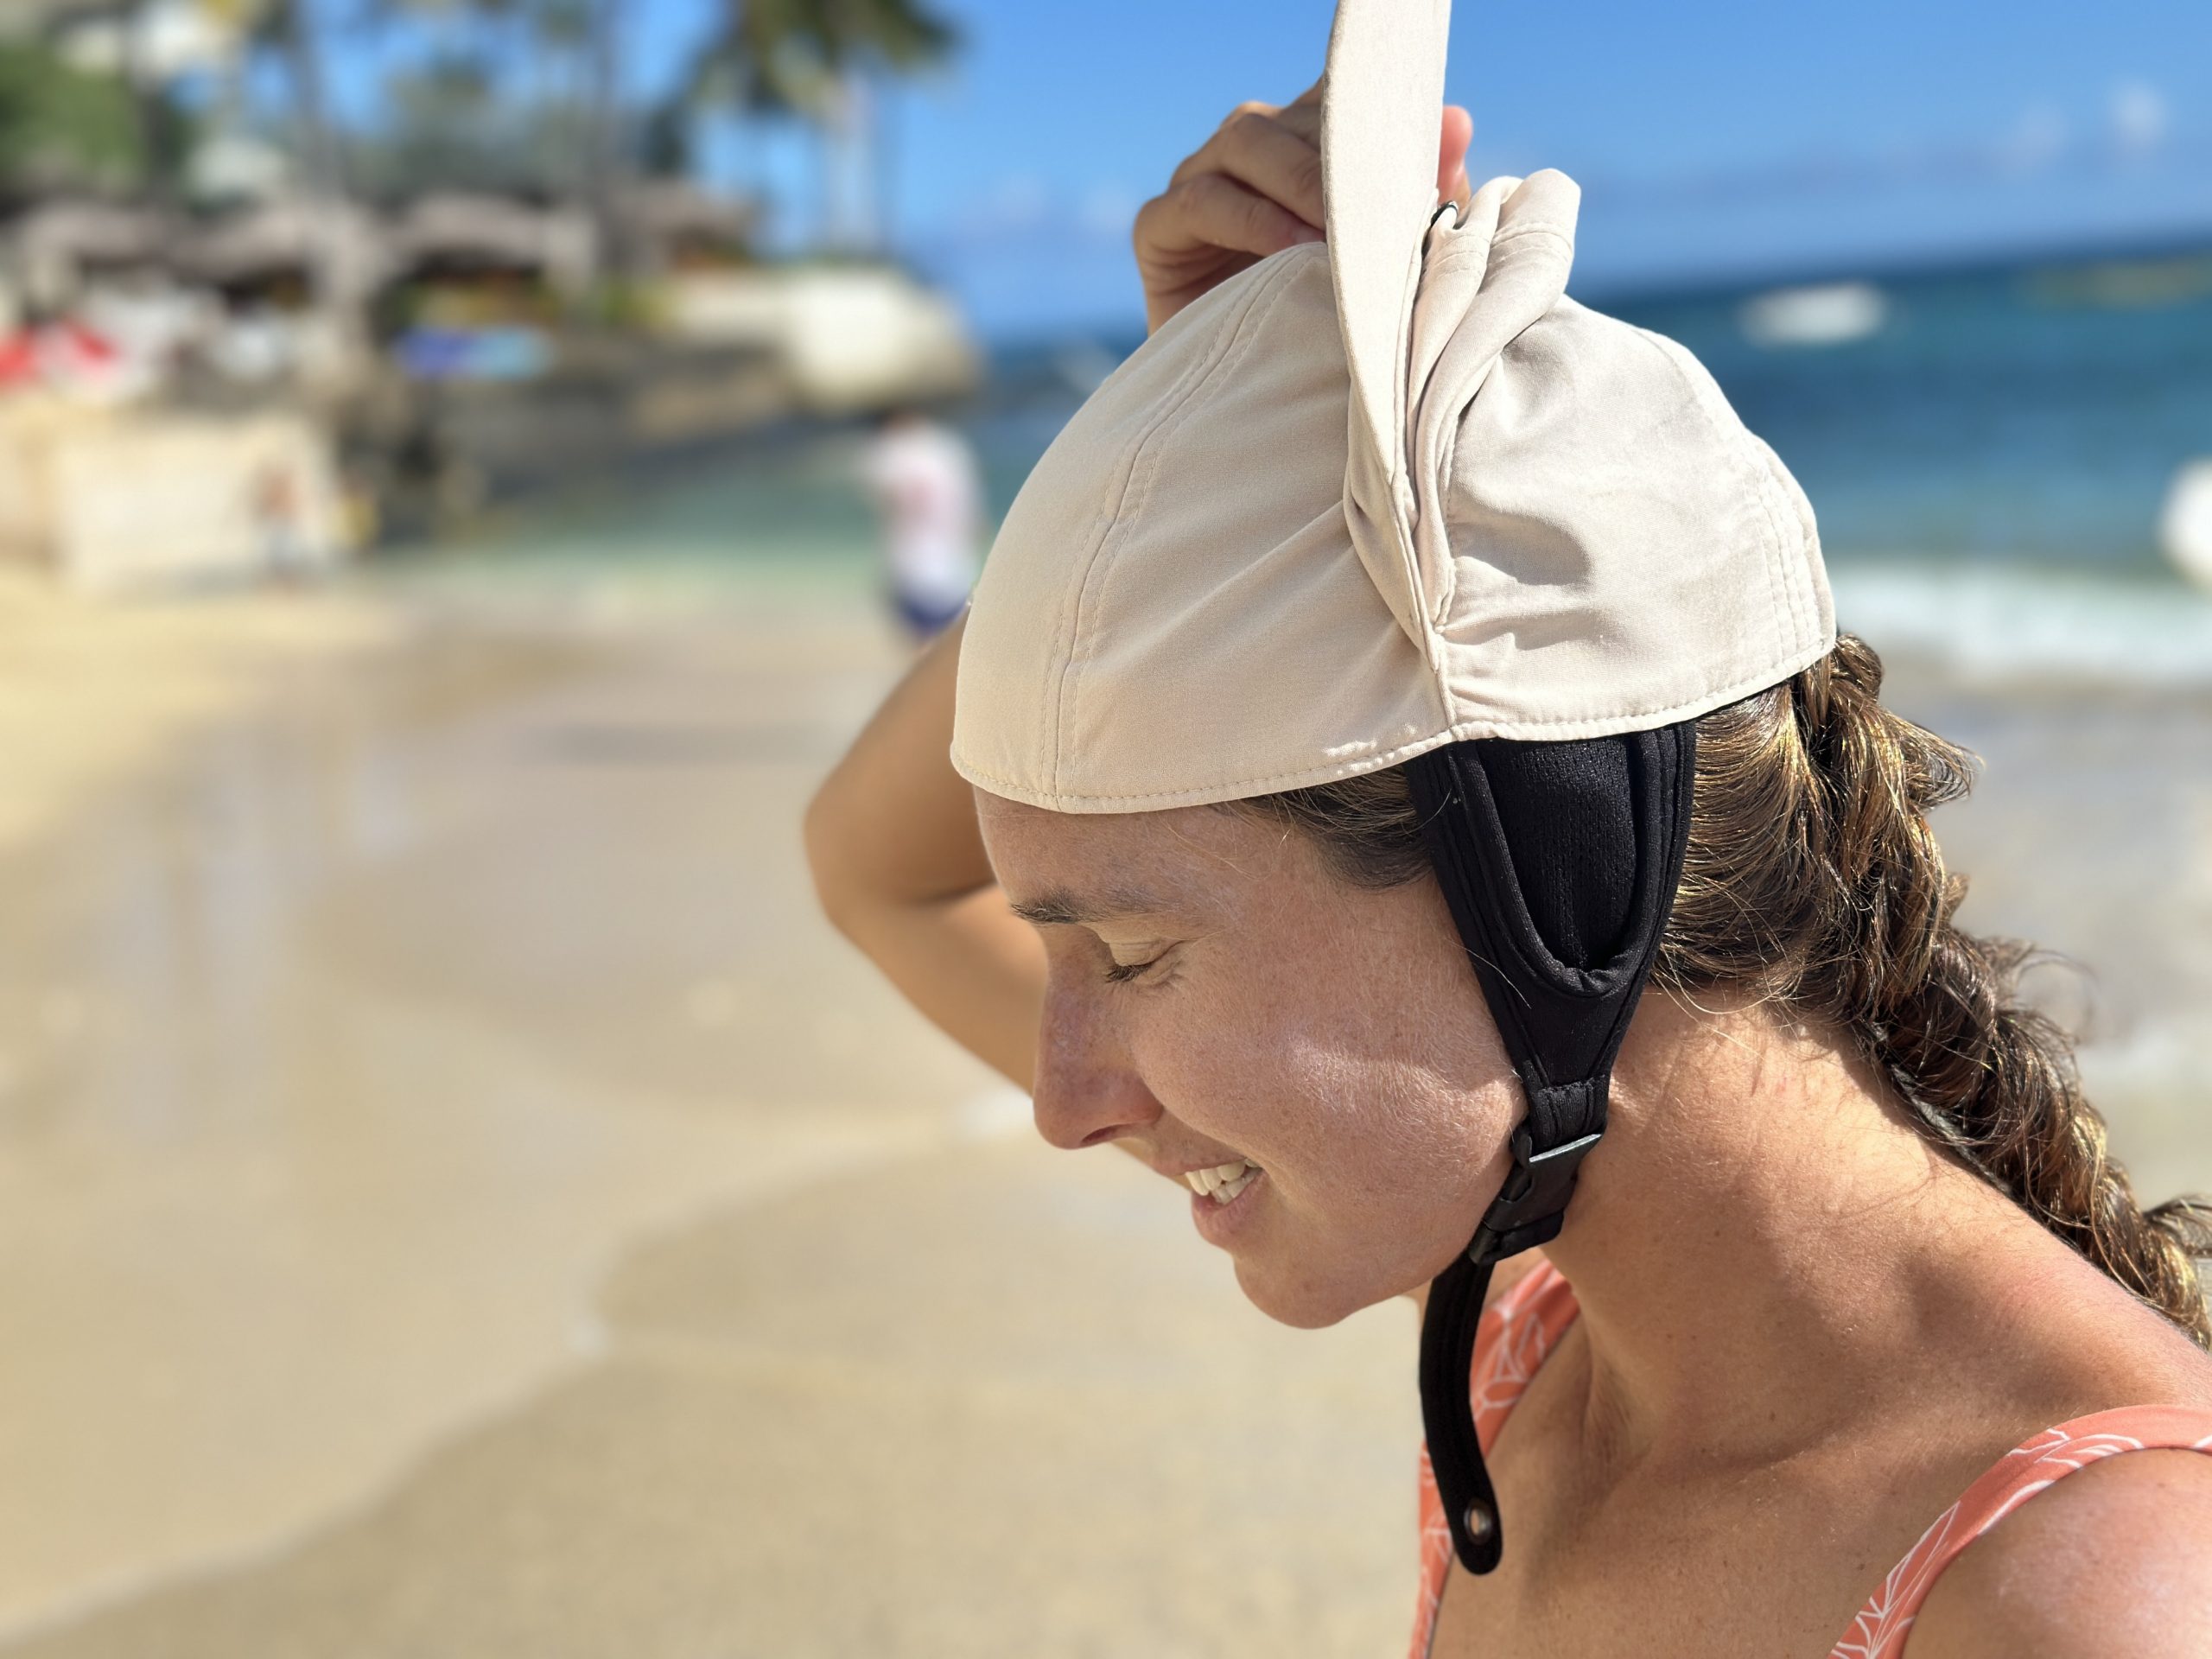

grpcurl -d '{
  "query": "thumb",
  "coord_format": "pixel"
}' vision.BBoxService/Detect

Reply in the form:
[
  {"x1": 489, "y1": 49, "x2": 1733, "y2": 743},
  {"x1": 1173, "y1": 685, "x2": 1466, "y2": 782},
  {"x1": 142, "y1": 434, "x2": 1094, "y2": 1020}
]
[{"x1": 1439, "y1": 104, "x2": 1473, "y2": 204}]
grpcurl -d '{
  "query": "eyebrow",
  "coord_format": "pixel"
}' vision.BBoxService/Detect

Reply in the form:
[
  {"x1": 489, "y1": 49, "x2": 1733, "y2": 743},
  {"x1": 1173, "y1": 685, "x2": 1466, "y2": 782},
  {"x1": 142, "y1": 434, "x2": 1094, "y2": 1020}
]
[{"x1": 1006, "y1": 887, "x2": 1173, "y2": 927}]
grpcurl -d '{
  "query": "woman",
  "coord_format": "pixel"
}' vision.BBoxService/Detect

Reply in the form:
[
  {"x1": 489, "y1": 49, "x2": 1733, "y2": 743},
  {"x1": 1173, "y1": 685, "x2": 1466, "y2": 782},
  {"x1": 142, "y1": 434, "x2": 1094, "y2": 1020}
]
[{"x1": 807, "y1": 15, "x2": 2212, "y2": 1656}]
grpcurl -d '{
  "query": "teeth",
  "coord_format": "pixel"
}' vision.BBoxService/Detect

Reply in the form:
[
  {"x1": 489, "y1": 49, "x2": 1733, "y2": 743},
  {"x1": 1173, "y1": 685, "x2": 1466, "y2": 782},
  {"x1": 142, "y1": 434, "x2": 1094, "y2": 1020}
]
[{"x1": 1184, "y1": 1159, "x2": 1259, "y2": 1205}]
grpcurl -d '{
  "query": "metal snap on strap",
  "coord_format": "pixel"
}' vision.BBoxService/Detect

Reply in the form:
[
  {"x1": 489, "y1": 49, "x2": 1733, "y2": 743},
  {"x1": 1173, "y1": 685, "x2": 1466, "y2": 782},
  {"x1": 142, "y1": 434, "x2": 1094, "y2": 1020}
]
[{"x1": 1462, "y1": 1497, "x2": 1497, "y2": 1545}]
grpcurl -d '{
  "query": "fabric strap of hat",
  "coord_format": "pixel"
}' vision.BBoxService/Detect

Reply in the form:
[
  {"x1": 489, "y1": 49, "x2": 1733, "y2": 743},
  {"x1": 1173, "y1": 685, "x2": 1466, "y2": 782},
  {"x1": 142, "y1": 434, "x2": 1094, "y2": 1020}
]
[{"x1": 1407, "y1": 724, "x2": 1698, "y2": 1573}]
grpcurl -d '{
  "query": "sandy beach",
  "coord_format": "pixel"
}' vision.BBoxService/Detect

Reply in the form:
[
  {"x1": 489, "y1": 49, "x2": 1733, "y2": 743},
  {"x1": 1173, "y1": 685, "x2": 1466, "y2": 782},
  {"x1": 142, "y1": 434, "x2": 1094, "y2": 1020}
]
[{"x1": 0, "y1": 565, "x2": 2203, "y2": 1656}]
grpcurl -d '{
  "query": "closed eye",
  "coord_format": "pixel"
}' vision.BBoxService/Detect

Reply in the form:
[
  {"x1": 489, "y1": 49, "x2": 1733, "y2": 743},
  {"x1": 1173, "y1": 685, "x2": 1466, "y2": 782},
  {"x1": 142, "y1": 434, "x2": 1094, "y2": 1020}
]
[{"x1": 1096, "y1": 955, "x2": 1167, "y2": 995}]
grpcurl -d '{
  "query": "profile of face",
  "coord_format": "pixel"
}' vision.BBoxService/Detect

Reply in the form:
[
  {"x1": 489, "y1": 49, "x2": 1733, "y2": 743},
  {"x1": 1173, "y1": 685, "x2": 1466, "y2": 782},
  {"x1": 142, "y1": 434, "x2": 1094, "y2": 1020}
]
[{"x1": 976, "y1": 790, "x2": 1524, "y2": 1328}]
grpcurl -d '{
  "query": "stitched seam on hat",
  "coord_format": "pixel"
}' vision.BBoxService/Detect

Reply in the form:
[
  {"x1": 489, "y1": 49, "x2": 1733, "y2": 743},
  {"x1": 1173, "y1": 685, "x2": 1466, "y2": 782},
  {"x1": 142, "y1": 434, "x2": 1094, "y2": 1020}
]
[
  {"x1": 1382, "y1": 213, "x2": 1471, "y2": 663},
  {"x1": 1041, "y1": 336, "x2": 1217, "y2": 796},
  {"x1": 1484, "y1": 222, "x2": 1573, "y2": 249},
  {"x1": 1051, "y1": 253, "x2": 1311, "y2": 793},
  {"x1": 1713, "y1": 402, "x2": 1802, "y2": 652},
  {"x1": 1432, "y1": 321, "x2": 1792, "y2": 730},
  {"x1": 954, "y1": 736, "x2": 1459, "y2": 807},
  {"x1": 1742, "y1": 435, "x2": 1802, "y2": 652},
  {"x1": 1421, "y1": 248, "x2": 1494, "y2": 278},
  {"x1": 1749, "y1": 437, "x2": 1816, "y2": 649},
  {"x1": 1628, "y1": 324, "x2": 1790, "y2": 680},
  {"x1": 1752, "y1": 445, "x2": 1806, "y2": 646},
  {"x1": 958, "y1": 643, "x2": 1832, "y2": 810},
  {"x1": 1427, "y1": 304, "x2": 1566, "y2": 636},
  {"x1": 1418, "y1": 225, "x2": 1570, "y2": 289}
]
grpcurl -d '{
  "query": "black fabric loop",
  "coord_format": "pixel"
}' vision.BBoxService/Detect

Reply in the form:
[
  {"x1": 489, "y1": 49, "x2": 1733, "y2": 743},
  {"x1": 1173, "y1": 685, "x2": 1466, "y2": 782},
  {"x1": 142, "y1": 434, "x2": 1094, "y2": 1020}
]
[{"x1": 1406, "y1": 722, "x2": 1698, "y2": 1577}]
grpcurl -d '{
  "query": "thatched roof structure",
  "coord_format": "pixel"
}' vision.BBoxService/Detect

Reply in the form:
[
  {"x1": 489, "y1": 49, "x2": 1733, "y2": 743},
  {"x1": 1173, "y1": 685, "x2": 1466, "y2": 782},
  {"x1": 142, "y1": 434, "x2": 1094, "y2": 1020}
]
[
  {"x1": 180, "y1": 198, "x2": 393, "y2": 300},
  {"x1": 1, "y1": 200, "x2": 176, "y2": 306},
  {"x1": 391, "y1": 193, "x2": 597, "y2": 292}
]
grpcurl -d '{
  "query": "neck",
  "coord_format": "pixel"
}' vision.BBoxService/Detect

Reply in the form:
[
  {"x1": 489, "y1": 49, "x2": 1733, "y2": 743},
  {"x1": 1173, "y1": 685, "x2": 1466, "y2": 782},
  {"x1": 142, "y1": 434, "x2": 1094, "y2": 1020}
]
[{"x1": 1537, "y1": 989, "x2": 2056, "y2": 1471}]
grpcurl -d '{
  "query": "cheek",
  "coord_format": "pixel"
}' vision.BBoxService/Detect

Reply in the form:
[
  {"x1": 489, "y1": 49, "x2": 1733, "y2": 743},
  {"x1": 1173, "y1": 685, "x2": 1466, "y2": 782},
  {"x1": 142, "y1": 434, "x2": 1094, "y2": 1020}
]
[{"x1": 1135, "y1": 936, "x2": 1514, "y2": 1211}]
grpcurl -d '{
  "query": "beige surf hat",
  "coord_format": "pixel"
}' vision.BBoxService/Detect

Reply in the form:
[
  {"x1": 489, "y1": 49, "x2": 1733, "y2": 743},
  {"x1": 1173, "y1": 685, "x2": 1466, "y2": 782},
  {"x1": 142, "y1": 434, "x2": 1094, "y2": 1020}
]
[{"x1": 951, "y1": 1, "x2": 1834, "y2": 814}]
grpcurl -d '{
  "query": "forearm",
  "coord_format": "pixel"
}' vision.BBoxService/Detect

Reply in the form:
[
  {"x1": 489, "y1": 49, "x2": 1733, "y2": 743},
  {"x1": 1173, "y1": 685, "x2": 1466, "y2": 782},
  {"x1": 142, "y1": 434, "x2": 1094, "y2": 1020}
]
[{"x1": 804, "y1": 618, "x2": 1044, "y2": 1090}]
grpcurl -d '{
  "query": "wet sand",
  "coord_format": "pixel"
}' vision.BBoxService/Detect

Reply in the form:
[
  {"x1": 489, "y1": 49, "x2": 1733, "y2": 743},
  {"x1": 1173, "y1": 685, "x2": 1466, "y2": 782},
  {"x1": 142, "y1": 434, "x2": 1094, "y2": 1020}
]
[{"x1": 0, "y1": 572, "x2": 2203, "y2": 1656}]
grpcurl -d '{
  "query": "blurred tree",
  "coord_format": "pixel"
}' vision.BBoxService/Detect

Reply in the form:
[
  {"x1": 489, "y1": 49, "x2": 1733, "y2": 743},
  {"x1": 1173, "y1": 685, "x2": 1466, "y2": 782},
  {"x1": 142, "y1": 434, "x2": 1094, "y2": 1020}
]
[
  {"x1": 689, "y1": 0, "x2": 957, "y2": 252},
  {"x1": 0, "y1": 34, "x2": 160, "y2": 203},
  {"x1": 227, "y1": 0, "x2": 347, "y2": 197},
  {"x1": 351, "y1": 0, "x2": 621, "y2": 205}
]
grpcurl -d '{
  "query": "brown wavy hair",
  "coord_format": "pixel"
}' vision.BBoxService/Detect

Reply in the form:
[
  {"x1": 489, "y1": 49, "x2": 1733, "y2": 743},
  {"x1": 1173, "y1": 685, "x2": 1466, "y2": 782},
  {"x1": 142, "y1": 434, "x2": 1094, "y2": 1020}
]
[{"x1": 1240, "y1": 635, "x2": 2212, "y2": 1344}]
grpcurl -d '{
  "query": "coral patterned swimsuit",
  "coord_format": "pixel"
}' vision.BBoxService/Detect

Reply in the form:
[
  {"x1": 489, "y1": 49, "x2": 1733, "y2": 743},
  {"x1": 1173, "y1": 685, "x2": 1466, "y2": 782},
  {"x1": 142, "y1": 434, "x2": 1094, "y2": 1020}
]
[{"x1": 1411, "y1": 1262, "x2": 2212, "y2": 1658}]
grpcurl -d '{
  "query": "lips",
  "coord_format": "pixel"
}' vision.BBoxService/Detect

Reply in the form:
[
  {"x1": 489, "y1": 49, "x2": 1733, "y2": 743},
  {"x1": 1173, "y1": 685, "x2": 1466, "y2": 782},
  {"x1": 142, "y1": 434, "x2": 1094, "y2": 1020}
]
[{"x1": 1181, "y1": 1157, "x2": 1261, "y2": 1205}]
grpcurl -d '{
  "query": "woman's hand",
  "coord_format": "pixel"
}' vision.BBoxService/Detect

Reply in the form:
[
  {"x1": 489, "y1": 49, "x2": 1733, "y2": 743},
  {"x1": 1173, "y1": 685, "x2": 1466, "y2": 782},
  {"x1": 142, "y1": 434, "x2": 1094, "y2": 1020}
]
[{"x1": 1133, "y1": 79, "x2": 1475, "y2": 334}]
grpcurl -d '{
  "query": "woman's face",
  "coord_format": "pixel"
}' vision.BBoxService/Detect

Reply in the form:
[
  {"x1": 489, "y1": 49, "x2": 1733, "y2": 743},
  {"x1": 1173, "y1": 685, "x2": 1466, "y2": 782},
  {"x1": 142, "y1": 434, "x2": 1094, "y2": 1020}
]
[{"x1": 976, "y1": 790, "x2": 1522, "y2": 1328}]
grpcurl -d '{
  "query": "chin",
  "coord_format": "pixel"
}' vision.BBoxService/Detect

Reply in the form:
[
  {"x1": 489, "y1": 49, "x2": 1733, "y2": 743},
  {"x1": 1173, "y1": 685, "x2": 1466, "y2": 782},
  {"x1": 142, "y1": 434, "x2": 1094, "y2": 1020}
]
[{"x1": 1230, "y1": 1257, "x2": 1374, "y2": 1331}]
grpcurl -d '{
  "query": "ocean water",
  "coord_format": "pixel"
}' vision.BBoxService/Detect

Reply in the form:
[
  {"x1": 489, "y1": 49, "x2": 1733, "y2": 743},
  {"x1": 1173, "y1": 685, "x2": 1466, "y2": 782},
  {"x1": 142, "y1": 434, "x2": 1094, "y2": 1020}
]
[
  {"x1": 412, "y1": 242, "x2": 2212, "y2": 686},
  {"x1": 1605, "y1": 254, "x2": 2212, "y2": 574}
]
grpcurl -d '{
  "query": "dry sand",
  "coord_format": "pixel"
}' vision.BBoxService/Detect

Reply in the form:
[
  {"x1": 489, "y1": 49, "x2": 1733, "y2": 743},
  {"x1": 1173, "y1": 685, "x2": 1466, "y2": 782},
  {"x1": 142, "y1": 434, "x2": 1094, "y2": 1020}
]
[{"x1": 0, "y1": 571, "x2": 2202, "y2": 1657}]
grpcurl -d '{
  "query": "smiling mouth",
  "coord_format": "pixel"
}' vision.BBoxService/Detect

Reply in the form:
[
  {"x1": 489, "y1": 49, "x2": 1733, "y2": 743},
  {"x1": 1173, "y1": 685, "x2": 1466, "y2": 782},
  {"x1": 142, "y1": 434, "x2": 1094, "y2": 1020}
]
[{"x1": 1182, "y1": 1158, "x2": 1262, "y2": 1205}]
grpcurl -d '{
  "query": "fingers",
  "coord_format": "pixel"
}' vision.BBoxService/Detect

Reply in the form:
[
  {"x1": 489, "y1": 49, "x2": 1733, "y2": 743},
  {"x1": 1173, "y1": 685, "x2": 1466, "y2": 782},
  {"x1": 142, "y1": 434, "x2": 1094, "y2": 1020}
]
[
  {"x1": 1136, "y1": 80, "x2": 1468, "y2": 334},
  {"x1": 1141, "y1": 170, "x2": 1322, "y2": 266},
  {"x1": 1439, "y1": 104, "x2": 1473, "y2": 207},
  {"x1": 1275, "y1": 76, "x2": 1324, "y2": 143},
  {"x1": 1170, "y1": 105, "x2": 1325, "y2": 233},
  {"x1": 1179, "y1": 92, "x2": 1464, "y2": 232}
]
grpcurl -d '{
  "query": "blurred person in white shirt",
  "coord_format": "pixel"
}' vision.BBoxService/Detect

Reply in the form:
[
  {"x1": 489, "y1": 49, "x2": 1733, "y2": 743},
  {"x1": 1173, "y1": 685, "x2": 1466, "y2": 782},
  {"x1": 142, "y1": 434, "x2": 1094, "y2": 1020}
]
[{"x1": 861, "y1": 407, "x2": 982, "y2": 641}]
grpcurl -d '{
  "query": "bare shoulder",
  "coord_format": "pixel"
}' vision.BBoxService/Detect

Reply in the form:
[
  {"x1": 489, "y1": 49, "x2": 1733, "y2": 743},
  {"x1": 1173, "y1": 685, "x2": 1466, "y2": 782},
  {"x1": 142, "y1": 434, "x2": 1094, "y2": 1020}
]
[{"x1": 1907, "y1": 1448, "x2": 2212, "y2": 1659}]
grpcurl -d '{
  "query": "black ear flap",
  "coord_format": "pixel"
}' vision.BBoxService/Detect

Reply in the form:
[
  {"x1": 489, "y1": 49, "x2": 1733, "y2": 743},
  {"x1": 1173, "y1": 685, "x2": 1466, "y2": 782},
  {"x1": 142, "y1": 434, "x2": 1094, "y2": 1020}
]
[{"x1": 1406, "y1": 721, "x2": 1696, "y2": 1576}]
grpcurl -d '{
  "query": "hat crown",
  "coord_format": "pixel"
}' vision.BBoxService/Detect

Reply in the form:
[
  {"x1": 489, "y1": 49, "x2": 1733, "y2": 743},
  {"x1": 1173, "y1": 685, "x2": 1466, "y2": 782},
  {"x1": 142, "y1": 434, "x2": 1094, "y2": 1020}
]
[{"x1": 950, "y1": 1, "x2": 1834, "y2": 814}]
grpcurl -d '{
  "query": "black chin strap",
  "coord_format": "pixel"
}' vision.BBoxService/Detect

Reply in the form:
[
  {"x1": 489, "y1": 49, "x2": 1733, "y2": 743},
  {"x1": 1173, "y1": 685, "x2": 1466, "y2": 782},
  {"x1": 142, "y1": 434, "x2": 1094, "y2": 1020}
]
[{"x1": 1407, "y1": 723, "x2": 1696, "y2": 1575}]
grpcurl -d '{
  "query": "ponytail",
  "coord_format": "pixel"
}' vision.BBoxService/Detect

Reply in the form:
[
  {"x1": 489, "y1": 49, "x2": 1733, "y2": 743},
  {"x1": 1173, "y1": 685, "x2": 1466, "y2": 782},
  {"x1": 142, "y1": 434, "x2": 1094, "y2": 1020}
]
[{"x1": 1663, "y1": 636, "x2": 2212, "y2": 1344}]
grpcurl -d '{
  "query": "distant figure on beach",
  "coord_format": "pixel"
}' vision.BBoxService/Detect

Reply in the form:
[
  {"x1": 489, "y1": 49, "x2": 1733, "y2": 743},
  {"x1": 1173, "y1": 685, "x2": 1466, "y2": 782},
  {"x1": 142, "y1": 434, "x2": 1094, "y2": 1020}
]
[
  {"x1": 861, "y1": 408, "x2": 982, "y2": 641},
  {"x1": 251, "y1": 461, "x2": 311, "y2": 586}
]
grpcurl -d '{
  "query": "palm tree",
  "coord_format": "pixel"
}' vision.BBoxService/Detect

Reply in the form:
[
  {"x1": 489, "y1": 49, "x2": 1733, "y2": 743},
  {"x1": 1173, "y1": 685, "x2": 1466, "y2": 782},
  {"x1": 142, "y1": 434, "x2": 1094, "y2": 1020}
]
[
  {"x1": 691, "y1": 0, "x2": 958, "y2": 253},
  {"x1": 232, "y1": 0, "x2": 345, "y2": 198}
]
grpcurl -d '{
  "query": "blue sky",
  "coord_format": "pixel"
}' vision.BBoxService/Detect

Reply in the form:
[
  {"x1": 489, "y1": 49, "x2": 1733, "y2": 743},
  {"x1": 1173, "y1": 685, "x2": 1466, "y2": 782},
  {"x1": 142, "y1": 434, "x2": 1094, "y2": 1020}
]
[{"x1": 351, "y1": 0, "x2": 2212, "y2": 339}]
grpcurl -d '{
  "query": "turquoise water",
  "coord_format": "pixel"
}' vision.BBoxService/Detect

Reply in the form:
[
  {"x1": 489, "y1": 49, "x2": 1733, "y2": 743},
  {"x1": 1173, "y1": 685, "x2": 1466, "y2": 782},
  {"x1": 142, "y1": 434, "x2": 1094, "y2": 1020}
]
[
  {"x1": 1607, "y1": 253, "x2": 2212, "y2": 573},
  {"x1": 399, "y1": 243, "x2": 2212, "y2": 683}
]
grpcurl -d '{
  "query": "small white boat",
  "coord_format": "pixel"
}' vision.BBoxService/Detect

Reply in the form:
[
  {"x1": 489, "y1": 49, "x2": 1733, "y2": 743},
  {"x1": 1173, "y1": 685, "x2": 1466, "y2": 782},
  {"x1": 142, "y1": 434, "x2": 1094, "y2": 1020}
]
[
  {"x1": 2158, "y1": 460, "x2": 2212, "y2": 591},
  {"x1": 1738, "y1": 281, "x2": 1888, "y2": 349}
]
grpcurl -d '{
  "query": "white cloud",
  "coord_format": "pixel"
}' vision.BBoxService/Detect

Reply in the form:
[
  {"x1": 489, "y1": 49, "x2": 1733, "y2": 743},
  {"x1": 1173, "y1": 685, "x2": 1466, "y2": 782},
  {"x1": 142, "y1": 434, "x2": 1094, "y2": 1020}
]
[{"x1": 2109, "y1": 79, "x2": 2170, "y2": 157}]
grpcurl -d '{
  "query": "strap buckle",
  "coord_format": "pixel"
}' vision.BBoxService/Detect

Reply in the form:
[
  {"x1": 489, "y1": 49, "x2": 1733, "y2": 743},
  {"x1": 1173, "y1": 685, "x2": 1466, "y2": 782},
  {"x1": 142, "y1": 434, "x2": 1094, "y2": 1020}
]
[{"x1": 1466, "y1": 1124, "x2": 1602, "y2": 1264}]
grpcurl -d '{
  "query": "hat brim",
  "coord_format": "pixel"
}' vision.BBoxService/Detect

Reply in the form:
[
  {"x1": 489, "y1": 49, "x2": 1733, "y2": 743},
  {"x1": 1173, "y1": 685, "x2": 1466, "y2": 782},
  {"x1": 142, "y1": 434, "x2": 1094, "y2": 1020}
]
[{"x1": 1322, "y1": 0, "x2": 1452, "y2": 589}]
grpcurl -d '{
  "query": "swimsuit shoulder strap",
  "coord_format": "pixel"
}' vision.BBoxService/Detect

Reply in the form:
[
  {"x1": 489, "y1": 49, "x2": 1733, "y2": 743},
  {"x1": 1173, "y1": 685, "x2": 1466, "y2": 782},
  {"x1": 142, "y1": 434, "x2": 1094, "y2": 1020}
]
[
  {"x1": 1409, "y1": 1260, "x2": 1582, "y2": 1659},
  {"x1": 1830, "y1": 1404, "x2": 2212, "y2": 1659},
  {"x1": 1469, "y1": 1258, "x2": 1583, "y2": 1454}
]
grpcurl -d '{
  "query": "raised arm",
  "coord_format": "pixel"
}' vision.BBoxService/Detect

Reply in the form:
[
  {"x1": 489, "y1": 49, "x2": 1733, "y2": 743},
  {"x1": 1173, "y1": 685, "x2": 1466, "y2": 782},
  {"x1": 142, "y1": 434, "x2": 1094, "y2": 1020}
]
[
  {"x1": 804, "y1": 617, "x2": 1044, "y2": 1090},
  {"x1": 805, "y1": 83, "x2": 1476, "y2": 1082}
]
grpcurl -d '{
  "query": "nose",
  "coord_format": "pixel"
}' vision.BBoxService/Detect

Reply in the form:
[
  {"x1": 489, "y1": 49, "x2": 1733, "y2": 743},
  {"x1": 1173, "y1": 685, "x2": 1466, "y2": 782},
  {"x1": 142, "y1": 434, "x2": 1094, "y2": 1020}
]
[{"x1": 1030, "y1": 975, "x2": 1163, "y2": 1151}]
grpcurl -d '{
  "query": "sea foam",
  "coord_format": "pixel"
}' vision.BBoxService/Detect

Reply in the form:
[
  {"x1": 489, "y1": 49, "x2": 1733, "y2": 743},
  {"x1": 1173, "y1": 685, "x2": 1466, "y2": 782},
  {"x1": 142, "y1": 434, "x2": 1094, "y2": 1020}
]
[{"x1": 1831, "y1": 563, "x2": 2212, "y2": 690}]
